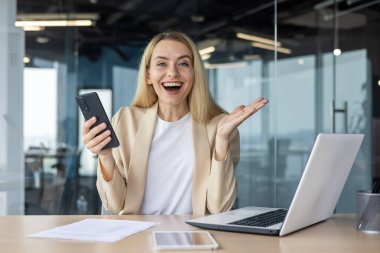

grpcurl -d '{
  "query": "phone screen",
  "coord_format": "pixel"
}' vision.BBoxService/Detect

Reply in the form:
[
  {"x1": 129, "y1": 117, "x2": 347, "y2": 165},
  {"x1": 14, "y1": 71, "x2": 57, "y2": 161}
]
[{"x1": 152, "y1": 231, "x2": 219, "y2": 250}]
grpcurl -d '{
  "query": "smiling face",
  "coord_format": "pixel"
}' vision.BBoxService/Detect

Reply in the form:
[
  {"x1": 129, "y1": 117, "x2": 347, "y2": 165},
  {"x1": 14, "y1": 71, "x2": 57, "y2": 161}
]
[{"x1": 147, "y1": 39, "x2": 195, "y2": 114}]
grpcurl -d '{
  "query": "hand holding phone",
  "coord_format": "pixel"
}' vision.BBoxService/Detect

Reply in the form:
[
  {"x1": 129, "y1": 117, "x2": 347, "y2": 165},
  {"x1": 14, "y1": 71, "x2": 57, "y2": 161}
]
[{"x1": 76, "y1": 92, "x2": 120, "y2": 151}]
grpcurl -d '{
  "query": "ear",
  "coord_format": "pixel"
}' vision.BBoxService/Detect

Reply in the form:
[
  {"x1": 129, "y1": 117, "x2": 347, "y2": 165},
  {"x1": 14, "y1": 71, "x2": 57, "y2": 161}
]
[{"x1": 146, "y1": 69, "x2": 152, "y2": 85}]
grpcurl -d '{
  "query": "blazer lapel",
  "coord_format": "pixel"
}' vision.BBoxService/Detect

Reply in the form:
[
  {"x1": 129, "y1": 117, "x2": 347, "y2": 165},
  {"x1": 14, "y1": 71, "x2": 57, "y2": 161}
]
[
  {"x1": 191, "y1": 118, "x2": 211, "y2": 215},
  {"x1": 124, "y1": 103, "x2": 158, "y2": 213}
]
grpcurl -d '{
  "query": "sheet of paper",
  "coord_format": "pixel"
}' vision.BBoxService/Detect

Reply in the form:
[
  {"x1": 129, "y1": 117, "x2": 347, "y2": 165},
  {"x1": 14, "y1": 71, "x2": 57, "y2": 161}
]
[{"x1": 28, "y1": 218, "x2": 159, "y2": 243}]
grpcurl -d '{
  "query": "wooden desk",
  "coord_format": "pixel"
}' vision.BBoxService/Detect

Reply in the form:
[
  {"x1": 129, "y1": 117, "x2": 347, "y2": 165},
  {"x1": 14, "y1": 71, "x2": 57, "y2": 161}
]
[{"x1": 1, "y1": 214, "x2": 379, "y2": 253}]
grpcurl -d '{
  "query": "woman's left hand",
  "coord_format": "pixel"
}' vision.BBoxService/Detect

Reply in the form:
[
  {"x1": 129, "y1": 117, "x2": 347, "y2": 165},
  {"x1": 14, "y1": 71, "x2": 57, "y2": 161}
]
[
  {"x1": 214, "y1": 97, "x2": 269, "y2": 161},
  {"x1": 216, "y1": 97, "x2": 269, "y2": 140}
]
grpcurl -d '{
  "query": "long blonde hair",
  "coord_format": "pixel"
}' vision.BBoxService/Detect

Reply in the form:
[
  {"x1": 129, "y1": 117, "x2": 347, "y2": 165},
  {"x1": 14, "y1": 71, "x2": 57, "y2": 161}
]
[{"x1": 131, "y1": 31, "x2": 225, "y2": 123}]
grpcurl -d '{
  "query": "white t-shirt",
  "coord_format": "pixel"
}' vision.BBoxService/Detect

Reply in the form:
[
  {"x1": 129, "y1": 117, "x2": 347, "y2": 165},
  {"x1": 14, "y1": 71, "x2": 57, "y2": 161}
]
[{"x1": 139, "y1": 113, "x2": 194, "y2": 215}]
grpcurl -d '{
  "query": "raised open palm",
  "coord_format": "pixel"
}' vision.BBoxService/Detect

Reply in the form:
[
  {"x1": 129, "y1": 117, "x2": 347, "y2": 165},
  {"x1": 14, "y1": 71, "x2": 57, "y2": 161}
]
[{"x1": 217, "y1": 97, "x2": 269, "y2": 139}]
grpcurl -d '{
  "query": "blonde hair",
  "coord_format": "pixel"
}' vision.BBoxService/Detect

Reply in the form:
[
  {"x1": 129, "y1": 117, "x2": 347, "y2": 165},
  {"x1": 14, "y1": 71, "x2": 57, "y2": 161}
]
[{"x1": 131, "y1": 31, "x2": 225, "y2": 123}]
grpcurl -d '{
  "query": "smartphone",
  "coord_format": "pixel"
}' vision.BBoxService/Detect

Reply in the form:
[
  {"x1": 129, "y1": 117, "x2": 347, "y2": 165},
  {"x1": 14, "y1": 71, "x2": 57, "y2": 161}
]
[
  {"x1": 76, "y1": 92, "x2": 120, "y2": 149},
  {"x1": 152, "y1": 231, "x2": 219, "y2": 251}
]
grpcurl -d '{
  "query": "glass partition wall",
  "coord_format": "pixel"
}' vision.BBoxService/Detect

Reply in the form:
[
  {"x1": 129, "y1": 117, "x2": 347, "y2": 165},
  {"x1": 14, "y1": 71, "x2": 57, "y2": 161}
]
[
  {"x1": 274, "y1": 0, "x2": 373, "y2": 212},
  {"x1": 209, "y1": 0, "x2": 373, "y2": 212},
  {"x1": 15, "y1": 0, "x2": 375, "y2": 215}
]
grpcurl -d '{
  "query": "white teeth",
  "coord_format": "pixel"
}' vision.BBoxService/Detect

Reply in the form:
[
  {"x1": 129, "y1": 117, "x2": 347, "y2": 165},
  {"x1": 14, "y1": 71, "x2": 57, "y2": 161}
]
[{"x1": 162, "y1": 82, "x2": 183, "y2": 87}]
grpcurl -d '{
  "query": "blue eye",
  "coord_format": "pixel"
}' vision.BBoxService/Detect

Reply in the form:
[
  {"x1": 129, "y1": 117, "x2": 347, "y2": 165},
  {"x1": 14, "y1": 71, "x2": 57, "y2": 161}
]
[
  {"x1": 157, "y1": 62, "x2": 167, "y2": 67},
  {"x1": 179, "y1": 62, "x2": 189, "y2": 67}
]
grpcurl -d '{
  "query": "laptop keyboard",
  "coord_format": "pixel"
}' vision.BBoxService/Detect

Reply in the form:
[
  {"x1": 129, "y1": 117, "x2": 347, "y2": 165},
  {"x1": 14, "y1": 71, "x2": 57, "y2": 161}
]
[{"x1": 229, "y1": 209, "x2": 288, "y2": 227}]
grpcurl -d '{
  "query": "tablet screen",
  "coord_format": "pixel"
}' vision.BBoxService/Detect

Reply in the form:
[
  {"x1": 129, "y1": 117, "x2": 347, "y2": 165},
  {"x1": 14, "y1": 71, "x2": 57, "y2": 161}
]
[{"x1": 152, "y1": 231, "x2": 219, "y2": 250}]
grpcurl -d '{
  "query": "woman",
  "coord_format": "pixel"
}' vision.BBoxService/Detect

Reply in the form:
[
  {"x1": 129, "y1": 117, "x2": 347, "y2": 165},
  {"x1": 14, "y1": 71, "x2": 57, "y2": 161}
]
[{"x1": 82, "y1": 31, "x2": 268, "y2": 215}]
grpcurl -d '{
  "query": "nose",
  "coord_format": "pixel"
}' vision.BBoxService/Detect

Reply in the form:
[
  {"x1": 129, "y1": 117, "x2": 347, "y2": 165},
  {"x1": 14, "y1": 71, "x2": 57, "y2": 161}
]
[{"x1": 167, "y1": 64, "x2": 179, "y2": 78}]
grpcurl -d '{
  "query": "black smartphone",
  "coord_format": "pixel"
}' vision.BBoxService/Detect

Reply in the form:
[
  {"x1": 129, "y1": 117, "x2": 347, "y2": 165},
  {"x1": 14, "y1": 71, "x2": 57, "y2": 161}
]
[{"x1": 76, "y1": 92, "x2": 120, "y2": 149}]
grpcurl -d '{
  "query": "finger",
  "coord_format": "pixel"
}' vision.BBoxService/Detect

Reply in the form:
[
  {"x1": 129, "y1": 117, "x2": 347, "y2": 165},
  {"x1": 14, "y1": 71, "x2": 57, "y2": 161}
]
[
  {"x1": 90, "y1": 122, "x2": 108, "y2": 138},
  {"x1": 232, "y1": 98, "x2": 268, "y2": 116},
  {"x1": 253, "y1": 100, "x2": 268, "y2": 111},
  {"x1": 90, "y1": 136, "x2": 112, "y2": 154},
  {"x1": 228, "y1": 98, "x2": 269, "y2": 125},
  {"x1": 83, "y1": 123, "x2": 108, "y2": 144},
  {"x1": 245, "y1": 98, "x2": 269, "y2": 112},
  {"x1": 86, "y1": 129, "x2": 111, "y2": 149},
  {"x1": 231, "y1": 105, "x2": 245, "y2": 114},
  {"x1": 250, "y1": 97, "x2": 265, "y2": 105},
  {"x1": 255, "y1": 97, "x2": 265, "y2": 102},
  {"x1": 258, "y1": 98, "x2": 269, "y2": 106},
  {"x1": 82, "y1": 117, "x2": 97, "y2": 135},
  {"x1": 234, "y1": 100, "x2": 268, "y2": 123},
  {"x1": 247, "y1": 97, "x2": 267, "y2": 108}
]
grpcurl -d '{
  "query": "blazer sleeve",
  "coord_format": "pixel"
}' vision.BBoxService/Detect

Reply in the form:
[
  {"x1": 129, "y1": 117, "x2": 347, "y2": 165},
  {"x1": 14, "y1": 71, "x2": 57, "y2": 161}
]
[
  {"x1": 206, "y1": 129, "x2": 240, "y2": 214},
  {"x1": 96, "y1": 108, "x2": 128, "y2": 214}
]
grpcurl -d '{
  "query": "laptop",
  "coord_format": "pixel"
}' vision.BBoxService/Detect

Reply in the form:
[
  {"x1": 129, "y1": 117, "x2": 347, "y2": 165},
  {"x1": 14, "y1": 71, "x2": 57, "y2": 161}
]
[{"x1": 186, "y1": 133, "x2": 364, "y2": 236}]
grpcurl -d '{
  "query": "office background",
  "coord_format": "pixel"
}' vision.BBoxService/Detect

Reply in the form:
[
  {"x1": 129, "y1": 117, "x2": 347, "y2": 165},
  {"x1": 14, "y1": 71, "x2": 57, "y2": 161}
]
[{"x1": 0, "y1": 0, "x2": 379, "y2": 215}]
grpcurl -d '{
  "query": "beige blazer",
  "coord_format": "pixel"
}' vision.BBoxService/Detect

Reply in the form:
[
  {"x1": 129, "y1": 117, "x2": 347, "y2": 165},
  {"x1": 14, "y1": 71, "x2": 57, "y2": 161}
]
[{"x1": 96, "y1": 103, "x2": 240, "y2": 215}]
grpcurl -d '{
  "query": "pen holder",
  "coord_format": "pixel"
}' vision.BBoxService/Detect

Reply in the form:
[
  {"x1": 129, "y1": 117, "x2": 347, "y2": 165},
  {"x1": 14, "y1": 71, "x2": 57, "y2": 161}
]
[{"x1": 356, "y1": 190, "x2": 380, "y2": 233}]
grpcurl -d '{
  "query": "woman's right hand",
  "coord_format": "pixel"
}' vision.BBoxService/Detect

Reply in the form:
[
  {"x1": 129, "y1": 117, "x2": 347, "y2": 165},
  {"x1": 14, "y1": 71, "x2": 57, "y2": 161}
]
[
  {"x1": 82, "y1": 116, "x2": 112, "y2": 157},
  {"x1": 82, "y1": 117, "x2": 116, "y2": 181}
]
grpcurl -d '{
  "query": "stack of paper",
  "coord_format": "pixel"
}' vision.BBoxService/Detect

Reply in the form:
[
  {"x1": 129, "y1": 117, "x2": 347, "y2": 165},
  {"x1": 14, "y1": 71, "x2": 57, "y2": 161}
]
[{"x1": 29, "y1": 218, "x2": 159, "y2": 243}]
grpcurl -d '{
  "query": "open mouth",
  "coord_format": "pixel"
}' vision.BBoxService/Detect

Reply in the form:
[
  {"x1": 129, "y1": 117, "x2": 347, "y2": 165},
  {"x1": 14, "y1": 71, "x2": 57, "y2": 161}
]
[{"x1": 162, "y1": 82, "x2": 183, "y2": 92}]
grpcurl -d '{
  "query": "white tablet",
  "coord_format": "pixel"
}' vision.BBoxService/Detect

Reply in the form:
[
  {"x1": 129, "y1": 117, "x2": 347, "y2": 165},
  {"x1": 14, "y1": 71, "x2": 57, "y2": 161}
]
[{"x1": 152, "y1": 231, "x2": 219, "y2": 251}]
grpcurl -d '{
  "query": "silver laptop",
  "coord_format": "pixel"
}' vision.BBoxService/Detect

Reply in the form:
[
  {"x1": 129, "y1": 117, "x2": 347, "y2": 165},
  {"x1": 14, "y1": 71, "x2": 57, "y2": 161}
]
[{"x1": 186, "y1": 133, "x2": 364, "y2": 236}]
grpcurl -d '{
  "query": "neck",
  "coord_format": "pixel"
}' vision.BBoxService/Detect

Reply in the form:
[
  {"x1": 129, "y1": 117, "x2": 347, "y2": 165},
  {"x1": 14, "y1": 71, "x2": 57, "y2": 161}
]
[{"x1": 158, "y1": 102, "x2": 189, "y2": 122}]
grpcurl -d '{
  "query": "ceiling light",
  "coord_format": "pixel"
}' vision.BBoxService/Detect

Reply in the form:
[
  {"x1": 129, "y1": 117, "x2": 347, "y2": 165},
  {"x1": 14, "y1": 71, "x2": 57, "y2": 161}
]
[
  {"x1": 298, "y1": 59, "x2": 304, "y2": 65},
  {"x1": 22, "y1": 26, "x2": 44, "y2": 31},
  {"x1": 36, "y1": 35, "x2": 49, "y2": 44},
  {"x1": 251, "y1": 42, "x2": 292, "y2": 54},
  {"x1": 333, "y1": 48, "x2": 341, "y2": 56},
  {"x1": 15, "y1": 20, "x2": 93, "y2": 28},
  {"x1": 236, "y1": 32, "x2": 281, "y2": 47},
  {"x1": 23, "y1": 57, "x2": 31, "y2": 64},
  {"x1": 205, "y1": 62, "x2": 248, "y2": 69},
  {"x1": 201, "y1": 54, "x2": 211, "y2": 61},
  {"x1": 17, "y1": 13, "x2": 99, "y2": 20},
  {"x1": 191, "y1": 15, "x2": 205, "y2": 23},
  {"x1": 197, "y1": 39, "x2": 220, "y2": 52},
  {"x1": 314, "y1": 0, "x2": 345, "y2": 10},
  {"x1": 378, "y1": 80, "x2": 380, "y2": 86},
  {"x1": 199, "y1": 46, "x2": 215, "y2": 55}
]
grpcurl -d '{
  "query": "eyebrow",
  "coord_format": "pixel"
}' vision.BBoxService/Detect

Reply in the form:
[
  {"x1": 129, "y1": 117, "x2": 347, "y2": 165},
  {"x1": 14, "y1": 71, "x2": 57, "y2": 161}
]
[{"x1": 153, "y1": 55, "x2": 192, "y2": 61}]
